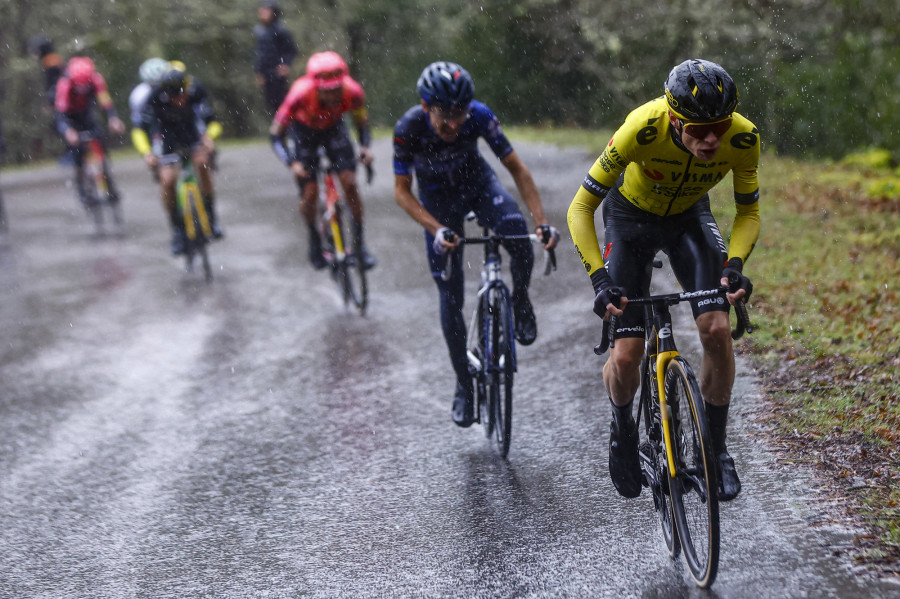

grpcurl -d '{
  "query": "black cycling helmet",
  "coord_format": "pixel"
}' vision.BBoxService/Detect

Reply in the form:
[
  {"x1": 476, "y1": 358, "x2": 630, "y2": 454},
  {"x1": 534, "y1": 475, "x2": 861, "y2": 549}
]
[
  {"x1": 417, "y1": 62, "x2": 474, "y2": 109},
  {"x1": 28, "y1": 36, "x2": 54, "y2": 58},
  {"x1": 159, "y1": 68, "x2": 187, "y2": 96},
  {"x1": 664, "y1": 59, "x2": 738, "y2": 122}
]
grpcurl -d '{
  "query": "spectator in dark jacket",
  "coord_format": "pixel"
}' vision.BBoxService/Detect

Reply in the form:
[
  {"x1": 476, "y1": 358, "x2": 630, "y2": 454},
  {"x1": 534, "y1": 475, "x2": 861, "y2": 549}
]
[{"x1": 254, "y1": 0, "x2": 298, "y2": 116}]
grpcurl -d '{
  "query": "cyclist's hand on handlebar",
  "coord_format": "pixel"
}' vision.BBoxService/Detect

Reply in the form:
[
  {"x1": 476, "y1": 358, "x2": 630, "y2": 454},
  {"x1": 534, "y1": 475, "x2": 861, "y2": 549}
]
[
  {"x1": 290, "y1": 160, "x2": 308, "y2": 180},
  {"x1": 108, "y1": 116, "x2": 126, "y2": 136},
  {"x1": 721, "y1": 257, "x2": 753, "y2": 305},
  {"x1": 432, "y1": 227, "x2": 459, "y2": 254},
  {"x1": 64, "y1": 128, "x2": 79, "y2": 147},
  {"x1": 143, "y1": 153, "x2": 158, "y2": 169},
  {"x1": 358, "y1": 147, "x2": 374, "y2": 166},
  {"x1": 591, "y1": 267, "x2": 627, "y2": 320},
  {"x1": 536, "y1": 224, "x2": 560, "y2": 250}
]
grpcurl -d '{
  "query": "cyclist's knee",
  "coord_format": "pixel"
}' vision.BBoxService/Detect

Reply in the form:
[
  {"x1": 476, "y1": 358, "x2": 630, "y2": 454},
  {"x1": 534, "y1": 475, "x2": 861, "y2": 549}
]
[
  {"x1": 608, "y1": 343, "x2": 643, "y2": 373},
  {"x1": 697, "y1": 311, "x2": 732, "y2": 347}
]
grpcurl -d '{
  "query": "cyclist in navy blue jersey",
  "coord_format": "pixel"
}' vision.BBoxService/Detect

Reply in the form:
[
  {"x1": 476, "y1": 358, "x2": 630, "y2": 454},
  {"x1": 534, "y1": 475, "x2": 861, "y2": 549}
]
[{"x1": 394, "y1": 61, "x2": 559, "y2": 428}]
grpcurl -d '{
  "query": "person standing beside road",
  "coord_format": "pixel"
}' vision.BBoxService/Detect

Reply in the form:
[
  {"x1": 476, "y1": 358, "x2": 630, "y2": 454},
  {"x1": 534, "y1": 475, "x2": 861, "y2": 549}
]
[
  {"x1": 254, "y1": 0, "x2": 298, "y2": 116},
  {"x1": 393, "y1": 61, "x2": 559, "y2": 428},
  {"x1": 567, "y1": 58, "x2": 759, "y2": 502},
  {"x1": 269, "y1": 50, "x2": 376, "y2": 271}
]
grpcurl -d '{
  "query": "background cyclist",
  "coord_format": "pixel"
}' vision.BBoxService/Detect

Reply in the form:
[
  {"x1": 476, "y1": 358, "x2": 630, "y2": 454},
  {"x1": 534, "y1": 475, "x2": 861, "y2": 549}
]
[
  {"x1": 567, "y1": 58, "x2": 759, "y2": 501},
  {"x1": 269, "y1": 50, "x2": 375, "y2": 271},
  {"x1": 129, "y1": 58, "x2": 170, "y2": 178},
  {"x1": 133, "y1": 66, "x2": 223, "y2": 255},
  {"x1": 393, "y1": 61, "x2": 559, "y2": 428},
  {"x1": 253, "y1": 0, "x2": 298, "y2": 117},
  {"x1": 54, "y1": 56, "x2": 126, "y2": 211}
]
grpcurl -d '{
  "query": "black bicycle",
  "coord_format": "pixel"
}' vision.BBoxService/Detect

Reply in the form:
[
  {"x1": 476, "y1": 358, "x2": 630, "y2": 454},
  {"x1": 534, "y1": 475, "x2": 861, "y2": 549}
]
[
  {"x1": 595, "y1": 261, "x2": 752, "y2": 587},
  {"x1": 445, "y1": 217, "x2": 556, "y2": 457}
]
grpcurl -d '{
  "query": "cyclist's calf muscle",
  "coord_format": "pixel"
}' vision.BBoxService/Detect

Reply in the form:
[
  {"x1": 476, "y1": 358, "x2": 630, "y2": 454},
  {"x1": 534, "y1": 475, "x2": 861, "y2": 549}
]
[
  {"x1": 603, "y1": 338, "x2": 643, "y2": 408},
  {"x1": 696, "y1": 311, "x2": 735, "y2": 406}
]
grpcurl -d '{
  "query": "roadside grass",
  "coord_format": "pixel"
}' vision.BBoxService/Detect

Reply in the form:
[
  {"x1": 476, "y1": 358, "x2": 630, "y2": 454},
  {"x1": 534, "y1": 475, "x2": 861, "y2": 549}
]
[{"x1": 508, "y1": 126, "x2": 900, "y2": 574}]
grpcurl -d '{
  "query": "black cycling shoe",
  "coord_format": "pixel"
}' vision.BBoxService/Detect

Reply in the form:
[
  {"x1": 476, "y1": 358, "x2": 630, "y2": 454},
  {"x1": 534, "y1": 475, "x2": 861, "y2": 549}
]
[
  {"x1": 513, "y1": 293, "x2": 537, "y2": 346},
  {"x1": 716, "y1": 450, "x2": 742, "y2": 501},
  {"x1": 170, "y1": 229, "x2": 187, "y2": 256},
  {"x1": 211, "y1": 223, "x2": 224, "y2": 239},
  {"x1": 309, "y1": 246, "x2": 328, "y2": 270},
  {"x1": 451, "y1": 382, "x2": 475, "y2": 428},
  {"x1": 609, "y1": 416, "x2": 642, "y2": 498},
  {"x1": 357, "y1": 246, "x2": 377, "y2": 271}
]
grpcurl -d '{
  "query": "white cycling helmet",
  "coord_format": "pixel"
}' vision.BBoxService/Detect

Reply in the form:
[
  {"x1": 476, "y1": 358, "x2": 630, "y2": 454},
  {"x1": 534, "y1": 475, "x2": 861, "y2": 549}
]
[{"x1": 139, "y1": 57, "x2": 170, "y2": 86}]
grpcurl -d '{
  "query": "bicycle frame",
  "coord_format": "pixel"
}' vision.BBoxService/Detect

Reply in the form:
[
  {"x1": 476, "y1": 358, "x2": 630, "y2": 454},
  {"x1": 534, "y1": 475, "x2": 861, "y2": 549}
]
[
  {"x1": 178, "y1": 156, "x2": 212, "y2": 241},
  {"x1": 466, "y1": 233, "x2": 519, "y2": 375},
  {"x1": 175, "y1": 152, "x2": 213, "y2": 282},
  {"x1": 629, "y1": 288, "x2": 731, "y2": 477}
]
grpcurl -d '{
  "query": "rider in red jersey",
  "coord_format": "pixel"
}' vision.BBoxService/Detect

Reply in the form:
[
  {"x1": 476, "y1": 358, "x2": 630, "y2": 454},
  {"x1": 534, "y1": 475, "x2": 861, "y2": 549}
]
[
  {"x1": 269, "y1": 51, "x2": 375, "y2": 270},
  {"x1": 55, "y1": 57, "x2": 126, "y2": 209}
]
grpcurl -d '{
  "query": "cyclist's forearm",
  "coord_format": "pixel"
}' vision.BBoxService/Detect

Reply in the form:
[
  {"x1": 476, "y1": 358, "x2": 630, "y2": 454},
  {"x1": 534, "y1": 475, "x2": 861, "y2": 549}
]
[
  {"x1": 131, "y1": 128, "x2": 152, "y2": 155},
  {"x1": 567, "y1": 186, "x2": 605, "y2": 276},
  {"x1": 395, "y1": 177, "x2": 442, "y2": 234},
  {"x1": 728, "y1": 200, "x2": 760, "y2": 263},
  {"x1": 269, "y1": 131, "x2": 292, "y2": 165},
  {"x1": 205, "y1": 121, "x2": 223, "y2": 141}
]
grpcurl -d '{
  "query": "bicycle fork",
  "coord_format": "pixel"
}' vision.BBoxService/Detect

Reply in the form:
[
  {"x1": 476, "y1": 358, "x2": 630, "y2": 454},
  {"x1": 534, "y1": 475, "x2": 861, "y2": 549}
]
[{"x1": 648, "y1": 305, "x2": 680, "y2": 479}]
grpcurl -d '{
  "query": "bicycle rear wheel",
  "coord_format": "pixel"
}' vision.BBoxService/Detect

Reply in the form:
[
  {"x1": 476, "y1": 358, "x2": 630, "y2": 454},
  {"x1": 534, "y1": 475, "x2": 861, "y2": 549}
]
[
  {"x1": 488, "y1": 290, "x2": 514, "y2": 457},
  {"x1": 639, "y1": 357, "x2": 680, "y2": 559},
  {"x1": 666, "y1": 356, "x2": 719, "y2": 588}
]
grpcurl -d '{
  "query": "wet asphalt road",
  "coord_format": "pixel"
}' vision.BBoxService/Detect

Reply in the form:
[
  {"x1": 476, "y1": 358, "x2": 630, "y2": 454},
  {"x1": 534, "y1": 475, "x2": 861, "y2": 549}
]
[{"x1": 1, "y1": 139, "x2": 896, "y2": 598}]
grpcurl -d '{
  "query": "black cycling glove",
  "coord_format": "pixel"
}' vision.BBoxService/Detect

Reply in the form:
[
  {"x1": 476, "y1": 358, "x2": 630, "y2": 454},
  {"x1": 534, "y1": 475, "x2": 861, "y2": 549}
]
[
  {"x1": 722, "y1": 257, "x2": 753, "y2": 301},
  {"x1": 590, "y1": 268, "x2": 626, "y2": 319}
]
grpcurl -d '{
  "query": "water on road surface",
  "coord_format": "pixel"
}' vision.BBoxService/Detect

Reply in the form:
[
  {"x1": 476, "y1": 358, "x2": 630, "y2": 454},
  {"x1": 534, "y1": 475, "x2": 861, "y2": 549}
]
[{"x1": 1, "y1": 141, "x2": 896, "y2": 598}]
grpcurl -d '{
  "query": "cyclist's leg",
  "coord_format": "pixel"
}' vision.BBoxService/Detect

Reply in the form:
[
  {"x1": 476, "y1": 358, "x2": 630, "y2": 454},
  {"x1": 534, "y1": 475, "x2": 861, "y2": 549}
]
[
  {"x1": 667, "y1": 196, "x2": 741, "y2": 500},
  {"x1": 292, "y1": 126, "x2": 327, "y2": 269},
  {"x1": 157, "y1": 154, "x2": 184, "y2": 254},
  {"x1": 600, "y1": 188, "x2": 660, "y2": 497},
  {"x1": 473, "y1": 176, "x2": 536, "y2": 343},
  {"x1": 94, "y1": 130, "x2": 121, "y2": 203},
  {"x1": 424, "y1": 201, "x2": 473, "y2": 426}
]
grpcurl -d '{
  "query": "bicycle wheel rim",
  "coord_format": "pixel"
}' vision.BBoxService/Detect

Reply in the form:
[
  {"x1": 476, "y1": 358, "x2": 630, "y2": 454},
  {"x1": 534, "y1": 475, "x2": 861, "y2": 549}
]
[
  {"x1": 639, "y1": 361, "x2": 680, "y2": 558},
  {"x1": 666, "y1": 357, "x2": 719, "y2": 588}
]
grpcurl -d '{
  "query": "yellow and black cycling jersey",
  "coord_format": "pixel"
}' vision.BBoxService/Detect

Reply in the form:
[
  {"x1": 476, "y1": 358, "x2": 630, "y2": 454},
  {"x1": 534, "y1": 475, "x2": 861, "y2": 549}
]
[{"x1": 568, "y1": 96, "x2": 760, "y2": 275}]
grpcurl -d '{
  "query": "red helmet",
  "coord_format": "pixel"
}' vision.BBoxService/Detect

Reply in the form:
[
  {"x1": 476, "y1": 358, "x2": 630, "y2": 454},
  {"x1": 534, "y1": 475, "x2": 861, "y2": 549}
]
[
  {"x1": 66, "y1": 57, "x2": 96, "y2": 86},
  {"x1": 306, "y1": 51, "x2": 348, "y2": 90}
]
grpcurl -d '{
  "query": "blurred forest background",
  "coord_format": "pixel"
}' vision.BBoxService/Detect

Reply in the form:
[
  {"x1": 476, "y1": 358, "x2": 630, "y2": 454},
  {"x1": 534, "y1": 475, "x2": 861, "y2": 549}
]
[{"x1": 0, "y1": 0, "x2": 897, "y2": 163}]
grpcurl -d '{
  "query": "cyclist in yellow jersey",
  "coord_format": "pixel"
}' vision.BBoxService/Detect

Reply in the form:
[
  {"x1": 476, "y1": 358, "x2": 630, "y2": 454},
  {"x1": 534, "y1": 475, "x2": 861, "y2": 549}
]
[{"x1": 567, "y1": 59, "x2": 759, "y2": 501}]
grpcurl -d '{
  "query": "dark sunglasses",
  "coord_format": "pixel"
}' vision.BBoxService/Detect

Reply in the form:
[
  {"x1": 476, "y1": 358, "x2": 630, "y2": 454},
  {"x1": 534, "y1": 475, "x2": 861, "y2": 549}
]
[{"x1": 680, "y1": 117, "x2": 732, "y2": 140}]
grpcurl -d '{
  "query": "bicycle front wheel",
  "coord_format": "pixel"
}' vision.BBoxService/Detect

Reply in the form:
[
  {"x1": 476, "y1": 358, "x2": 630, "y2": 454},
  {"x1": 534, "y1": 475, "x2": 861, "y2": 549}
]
[
  {"x1": 666, "y1": 356, "x2": 719, "y2": 588},
  {"x1": 347, "y1": 256, "x2": 368, "y2": 315},
  {"x1": 639, "y1": 356, "x2": 680, "y2": 559},
  {"x1": 488, "y1": 291, "x2": 514, "y2": 457}
]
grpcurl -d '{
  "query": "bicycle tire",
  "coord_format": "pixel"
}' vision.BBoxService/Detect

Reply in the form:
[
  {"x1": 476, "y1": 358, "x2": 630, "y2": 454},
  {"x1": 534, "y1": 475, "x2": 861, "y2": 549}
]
[
  {"x1": 468, "y1": 298, "x2": 491, "y2": 436},
  {"x1": 639, "y1": 355, "x2": 680, "y2": 559},
  {"x1": 347, "y1": 255, "x2": 368, "y2": 315},
  {"x1": 666, "y1": 356, "x2": 719, "y2": 588},
  {"x1": 488, "y1": 289, "x2": 514, "y2": 457}
]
